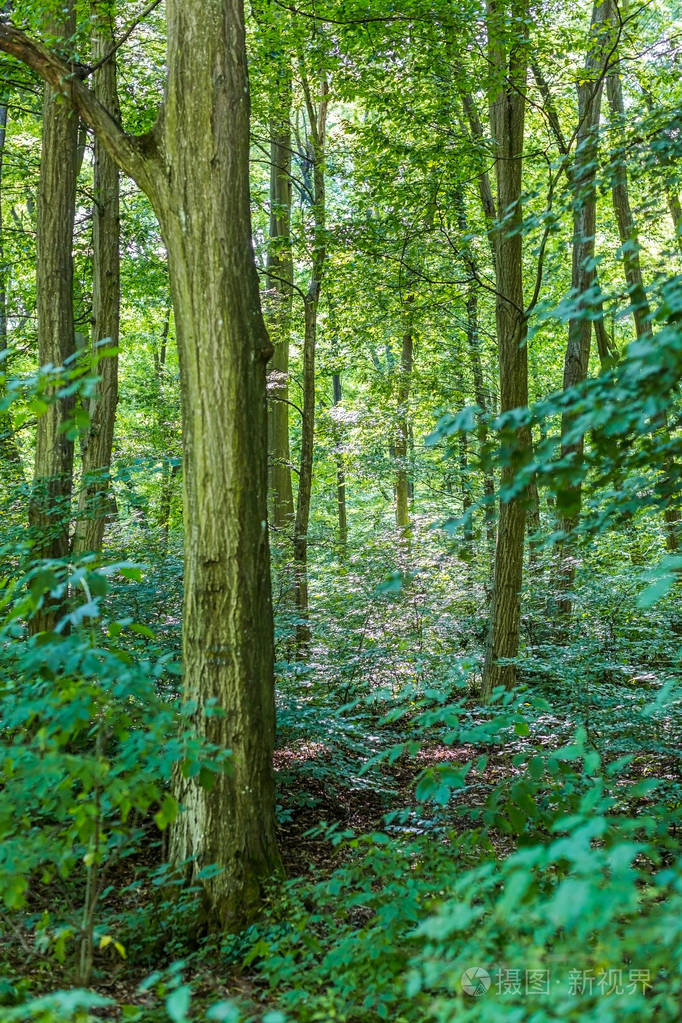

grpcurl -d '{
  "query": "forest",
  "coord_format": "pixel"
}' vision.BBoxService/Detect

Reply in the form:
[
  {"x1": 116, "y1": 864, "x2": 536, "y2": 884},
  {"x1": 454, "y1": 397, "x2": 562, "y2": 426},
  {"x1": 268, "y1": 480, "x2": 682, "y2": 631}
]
[{"x1": 0, "y1": 0, "x2": 680, "y2": 1019}]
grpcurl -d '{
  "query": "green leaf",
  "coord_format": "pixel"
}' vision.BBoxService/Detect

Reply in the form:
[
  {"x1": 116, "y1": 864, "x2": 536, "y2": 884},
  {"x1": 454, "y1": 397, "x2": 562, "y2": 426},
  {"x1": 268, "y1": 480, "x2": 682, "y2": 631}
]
[
  {"x1": 166, "y1": 985, "x2": 192, "y2": 1023},
  {"x1": 155, "y1": 794, "x2": 179, "y2": 831}
]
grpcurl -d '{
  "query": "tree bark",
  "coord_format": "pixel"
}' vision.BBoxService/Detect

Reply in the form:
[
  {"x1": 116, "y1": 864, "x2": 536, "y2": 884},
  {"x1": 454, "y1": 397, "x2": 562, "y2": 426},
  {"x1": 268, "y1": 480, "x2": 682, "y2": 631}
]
[
  {"x1": 158, "y1": 0, "x2": 281, "y2": 928},
  {"x1": 0, "y1": 0, "x2": 282, "y2": 927},
  {"x1": 28, "y1": 1, "x2": 79, "y2": 633},
  {"x1": 266, "y1": 57, "x2": 295, "y2": 528},
  {"x1": 73, "y1": 0, "x2": 121, "y2": 556},
  {"x1": 480, "y1": 0, "x2": 530, "y2": 699}
]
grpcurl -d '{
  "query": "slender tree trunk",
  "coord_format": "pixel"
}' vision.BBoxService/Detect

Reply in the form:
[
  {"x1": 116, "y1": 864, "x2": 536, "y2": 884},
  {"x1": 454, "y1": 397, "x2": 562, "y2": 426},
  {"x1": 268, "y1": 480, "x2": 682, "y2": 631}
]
[
  {"x1": 0, "y1": 97, "x2": 24, "y2": 478},
  {"x1": 154, "y1": 303, "x2": 178, "y2": 549},
  {"x1": 466, "y1": 294, "x2": 496, "y2": 547},
  {"x1": 457, "y1": 215, "x2": 496, "y2": 548},
  {"x1": 480, "y1": 0, "x2": 530, "y2": 699},
  {"x1": 394, "y1": 323, "x2": 413, "y2": 535},
  {"x1": 266, "y1": 58, "x2": 294, "y2": 528},
  {"x1": 29, "y1": 1, "x2": 78, "y2": 633},
  {"x1": 293, "y1": 65, "x2": 328, "y2": 652},
  {"x1": 607, "y1": 73, "x2": 651, "y2": 339},
  {"x1": 73, "y1": 0, "x2": 120, "y2": 556},
  {"x1": 664, "y1": 189, "x2": 682, "y2": 254},
  {"x1": 459, "y1": 90, "x2": 497, "y2": 261},
  {"x1": 554, "y1": 0, "x2": 613, "y2": 614},
  {"x1": 332, "y1": 369, "x2": 348, "y2": 551},
  {"x1": 531, "y1": 48, "x2": 617, "y2": 372},
  {"x1": 459, "y1": 430, "x2": 474, "y2": 545}
]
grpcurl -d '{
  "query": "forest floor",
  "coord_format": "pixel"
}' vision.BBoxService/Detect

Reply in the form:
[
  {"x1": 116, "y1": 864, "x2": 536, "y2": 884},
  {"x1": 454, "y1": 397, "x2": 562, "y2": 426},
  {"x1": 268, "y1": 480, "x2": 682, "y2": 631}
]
[{"x1": 11, "y1": 675, "x2": 678, "y2": 1021}]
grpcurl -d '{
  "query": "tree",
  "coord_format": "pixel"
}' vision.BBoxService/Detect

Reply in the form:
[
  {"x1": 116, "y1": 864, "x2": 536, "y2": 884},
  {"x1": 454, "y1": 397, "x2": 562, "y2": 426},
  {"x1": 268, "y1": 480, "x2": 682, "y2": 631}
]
[
  {"x1": 293, "y1": 52, "x2": 329, "y2": 651},
  {"x1": 0, "y1": 0, "x2": 281, "y2": 928},
  {"x1": 553, "y1": 0, "x2": 614, "y2": 615},
  {"x1": 73, "y1": 0, "x2": 121, "y2": 556},
  {"x1": 0, "y1": 72, "x2": 25, "y2": 477},
  {"x1": 266, "y1": 45, "x2": 295, "y2": 529},
  {"x1": 28, "y1": 0, "x2": 79, "y2": 633},
  {"x1": 480, "y1": 0, "x2": 530, "y2": 699},
  {"x1": 394, "y1": 304, "x2": 414, "y2": 536}
]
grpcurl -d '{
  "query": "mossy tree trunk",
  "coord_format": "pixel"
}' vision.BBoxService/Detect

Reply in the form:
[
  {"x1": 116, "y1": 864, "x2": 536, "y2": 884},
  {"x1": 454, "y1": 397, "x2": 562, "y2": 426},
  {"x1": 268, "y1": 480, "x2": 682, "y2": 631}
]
[{"x1": 0, "y1": 0, "x2": 282, "y2": 928}]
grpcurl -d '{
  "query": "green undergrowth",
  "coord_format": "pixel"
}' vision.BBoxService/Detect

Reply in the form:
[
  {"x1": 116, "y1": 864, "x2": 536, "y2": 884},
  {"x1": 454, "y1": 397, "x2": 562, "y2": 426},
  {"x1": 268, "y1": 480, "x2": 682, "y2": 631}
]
[{"x1": 0, "y1": 531, "x2": 680, "y2": 1022}]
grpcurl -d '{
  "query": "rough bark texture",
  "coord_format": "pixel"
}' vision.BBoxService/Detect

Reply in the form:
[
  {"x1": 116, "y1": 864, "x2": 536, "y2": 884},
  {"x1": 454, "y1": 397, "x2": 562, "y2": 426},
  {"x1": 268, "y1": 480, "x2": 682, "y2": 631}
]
[
  {"x1": 156, "y1": 0, "x2": 281, "y2": 928},
  {"x1": 293, "y1": 67, "x2": 328, "y2": 651},
  {"x1": 266, "y1": 60, "x2": 294, "y2": 528},
  {"x1": 480, "y1": 0, "x2": 530, "y2": 700},
  {"x1": 73, "y1": 0, "x2": 121, "y2": 556},
  {"x1": 0, "y1": 0, "x2": 286, "y2": 928},
  {"x1": 554, "y1": 0, "x2": 613, "y2": 614},
  {"x1": 29, "y1": 2, "x2": 78, "y2": 633}
]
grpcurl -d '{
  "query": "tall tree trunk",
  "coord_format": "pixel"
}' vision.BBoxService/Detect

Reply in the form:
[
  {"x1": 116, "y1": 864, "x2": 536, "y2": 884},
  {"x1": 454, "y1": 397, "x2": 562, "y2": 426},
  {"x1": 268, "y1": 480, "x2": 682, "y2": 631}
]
[
  {"x1": 664, "y1": 190, "x2": 682, "y2": 255},
  {"x1": 293, "y1": 64, "x2": 328, "y2": 652},
  {"x1": 29, "y1": 1, "x2": 78, "y2": 633},
  {"x1": 394, "y1": 323, "x2": 413, "y2": 535},
  {"x1": 459, "y1": 90, "x2": 497, "y2": 262},
  {"x1": 332, "y1": 368, "x2": 348, "y2": 551},
  {"x1": 464, "y1": 287, "x2": 496, "y2": 548},
  {"x1": 73, "y1": 0, "x2": 120, "y2": 556},
  {"x1": 554, "y1": 0, "x2": 613, "y2": 615},
  {"x1": 455, "y1": 191, "x2": 496, "y2": 549},
  {"x1": 607, "y1": 73, "x2": 651, "y2": 340},
  {"x1": 459, "y1": 430, "x2": 474, "y2": 546},
  {"x1": 0, "y1": 95, "x2": 25, "y2": 479},
  {"x1": 159, "y1": 0, "x2": 281, "y2": 928},
  {"x1": 0, "y1": 0, "x2": 282, "y2": 934},
  {"x1": 480, "y1": 0, "x2": 530, "y2": 699},
  {"x1": 154, "y1": 302, "x2": 178, "y2": 549},
  {"x1": 266, "y1": 58, "x2": 294, "y2": 528}
]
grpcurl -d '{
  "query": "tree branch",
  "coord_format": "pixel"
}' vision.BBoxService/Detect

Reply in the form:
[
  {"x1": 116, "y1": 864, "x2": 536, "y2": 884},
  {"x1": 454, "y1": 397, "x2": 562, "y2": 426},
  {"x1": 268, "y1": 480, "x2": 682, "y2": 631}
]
[{"x1": 0, "y1": 22, "x2": 160, "y2": 192}]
